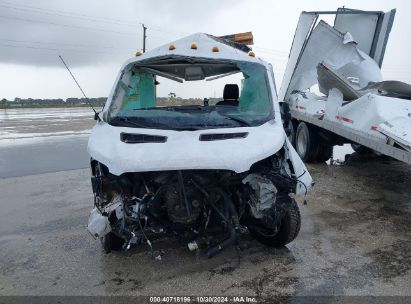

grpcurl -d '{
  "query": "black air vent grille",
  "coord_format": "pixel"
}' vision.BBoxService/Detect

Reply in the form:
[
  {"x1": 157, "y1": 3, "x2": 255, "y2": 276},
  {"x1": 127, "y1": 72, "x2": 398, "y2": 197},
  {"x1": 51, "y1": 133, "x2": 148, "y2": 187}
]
[
  {"x1": 199, "y1": 132, "x2": 248, "y2": 141},
  {"x1": 120, "y1": 133, "x2": 167, "y2": 143}
]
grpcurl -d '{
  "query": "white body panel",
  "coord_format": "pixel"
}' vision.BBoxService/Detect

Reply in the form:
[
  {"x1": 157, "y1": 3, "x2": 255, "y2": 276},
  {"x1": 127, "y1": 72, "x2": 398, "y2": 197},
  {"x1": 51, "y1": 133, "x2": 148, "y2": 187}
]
[
  {"x1": 333, "y1": 8, "x2": 396, "y2": 66},
  {"x1": 88, "y1": 33, "x2": 313, "y2": 196},
  {"x1": 88, "y1": 120, "x2": 285, "y2": 175},
  {"x1": 378, "y1": 117, "x2": 411, "y2": 151},
  {"x1": 280, "y1": 8, "x2": 395, "y2": 102},
  {"x1": 334, "y1": 10, "x2": 380, "y2": 56},
  {"x1": 88, "y1": 120, "x2": 312, "y2": 195},
  {"x1": 290, "y1": 92, "x2": 411, "y2": 164},
  {"x1": 278, "y1": 13, "x2": 318, "y2": 102},
  {"x1": 373, "y1": 9, "x2": 396, "y2": 66},
  {"x1": 285, "y1": 21, "x2": 363, "y2": 98}
]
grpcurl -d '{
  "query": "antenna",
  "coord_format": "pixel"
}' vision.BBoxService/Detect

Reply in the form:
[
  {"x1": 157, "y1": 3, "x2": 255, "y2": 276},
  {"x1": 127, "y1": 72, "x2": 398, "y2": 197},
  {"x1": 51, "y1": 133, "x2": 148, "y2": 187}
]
[
  {"x1": 58, "y1": 55, "x2": 98, "y2": 117},
  {"x1": 142, "y1": 24, "x2": 147, "y2": 53}
]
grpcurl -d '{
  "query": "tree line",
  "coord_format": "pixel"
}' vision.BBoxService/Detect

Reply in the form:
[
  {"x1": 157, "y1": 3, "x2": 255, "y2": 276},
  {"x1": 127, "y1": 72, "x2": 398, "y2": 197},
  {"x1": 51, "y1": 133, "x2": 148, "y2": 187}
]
[
  {"x1": 0, "y1": 97, "x2": 106, "y2": 109},
  {"x1": 0, "y1": 96, "x2": 222, "y2": 109}
]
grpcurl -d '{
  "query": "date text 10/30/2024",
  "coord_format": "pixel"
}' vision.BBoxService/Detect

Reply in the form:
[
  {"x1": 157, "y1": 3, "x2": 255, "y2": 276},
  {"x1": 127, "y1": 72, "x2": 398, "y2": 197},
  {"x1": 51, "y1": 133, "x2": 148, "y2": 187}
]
[{"x1": 149, "y1": 296, "x2": 257, "y2": 303}]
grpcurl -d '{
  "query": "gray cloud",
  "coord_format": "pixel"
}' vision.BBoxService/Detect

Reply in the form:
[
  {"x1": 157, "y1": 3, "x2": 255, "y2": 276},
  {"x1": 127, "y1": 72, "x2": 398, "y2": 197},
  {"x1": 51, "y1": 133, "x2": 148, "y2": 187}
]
[
  {"x1": 0, "y1": 0, "x2": 410, "y2": 100},
  {"x1": 0, "y1": 0, "x2": 242, "y2": 67}
]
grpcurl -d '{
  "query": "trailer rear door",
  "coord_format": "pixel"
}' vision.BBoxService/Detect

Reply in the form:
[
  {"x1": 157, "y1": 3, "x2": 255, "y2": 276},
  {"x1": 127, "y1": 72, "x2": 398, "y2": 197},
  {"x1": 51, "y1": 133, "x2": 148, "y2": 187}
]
[{"x1": 334, "y1": 8, "x2": 396, "y2": 66}]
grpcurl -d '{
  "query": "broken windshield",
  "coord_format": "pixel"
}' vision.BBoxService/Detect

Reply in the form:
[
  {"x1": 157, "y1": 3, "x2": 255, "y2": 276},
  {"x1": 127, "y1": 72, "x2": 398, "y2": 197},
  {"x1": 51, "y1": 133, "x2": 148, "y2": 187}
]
[{"x1": 107, "y1": 58, "x2": 274, "y2": 130}]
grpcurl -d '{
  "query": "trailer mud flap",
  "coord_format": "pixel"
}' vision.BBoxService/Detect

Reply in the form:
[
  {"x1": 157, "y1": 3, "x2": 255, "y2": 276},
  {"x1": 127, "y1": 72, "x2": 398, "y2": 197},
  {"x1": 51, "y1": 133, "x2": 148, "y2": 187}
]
[{"x1": 378, "y1": 117, "x2": 411, "y2": 152}]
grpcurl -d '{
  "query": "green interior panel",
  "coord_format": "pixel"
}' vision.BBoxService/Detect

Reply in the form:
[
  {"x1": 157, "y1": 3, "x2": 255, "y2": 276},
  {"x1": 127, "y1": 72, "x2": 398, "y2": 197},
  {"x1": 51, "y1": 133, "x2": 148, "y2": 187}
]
[
  {"x1": 119, "y1": 72, "x2": 155, "y2": 114},
  {"x1": 238, "y1": 63, "x2": 271, "y2": 114}
]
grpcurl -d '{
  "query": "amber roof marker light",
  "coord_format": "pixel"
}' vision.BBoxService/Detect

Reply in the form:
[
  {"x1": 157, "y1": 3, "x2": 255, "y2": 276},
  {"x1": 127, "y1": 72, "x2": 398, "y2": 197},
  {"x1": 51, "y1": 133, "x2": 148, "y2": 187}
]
[
  {"x1": 169, "y1": 44, "x2": 176, "y2": 50},
  {"x1": 212, "y1": 46, "x2": 219, "y2": 52},
  {"x1": 191, "y1": 43, "x2": 198, "y2": 50}
]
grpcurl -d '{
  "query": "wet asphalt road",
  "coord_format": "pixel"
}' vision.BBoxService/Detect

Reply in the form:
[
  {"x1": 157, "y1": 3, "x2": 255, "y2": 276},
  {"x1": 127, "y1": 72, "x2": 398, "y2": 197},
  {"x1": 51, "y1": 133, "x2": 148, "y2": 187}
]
[
  {"x1": 0, "y1": 136, "x2": 89, "y2": 178},
  {"x1": 0, "y1": 107, "x2": 93, "y2": 178},
  {"x1": 0, "y1": 157, "x2": 410, "y2": 298}
]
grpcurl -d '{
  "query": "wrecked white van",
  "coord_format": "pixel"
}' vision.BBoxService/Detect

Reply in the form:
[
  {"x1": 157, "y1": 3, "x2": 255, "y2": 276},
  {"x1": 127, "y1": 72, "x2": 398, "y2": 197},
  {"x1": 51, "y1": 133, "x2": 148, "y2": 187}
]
[{"x1": 87, "y1": 33, "x2": 312, "y2": 257}]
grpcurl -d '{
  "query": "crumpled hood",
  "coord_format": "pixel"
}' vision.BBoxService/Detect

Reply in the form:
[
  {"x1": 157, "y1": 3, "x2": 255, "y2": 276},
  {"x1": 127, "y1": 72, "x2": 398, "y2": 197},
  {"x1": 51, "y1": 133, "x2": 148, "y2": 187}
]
[{"x1": 87, "y1": 120, "x2": 285, "y2": 176}]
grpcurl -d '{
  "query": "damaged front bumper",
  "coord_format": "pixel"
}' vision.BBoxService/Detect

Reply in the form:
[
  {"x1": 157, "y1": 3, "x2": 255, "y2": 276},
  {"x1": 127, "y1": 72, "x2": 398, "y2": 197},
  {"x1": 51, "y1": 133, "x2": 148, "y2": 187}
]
[{"x1": 87, "y1": 145, "x2": 311, "y2": 257}]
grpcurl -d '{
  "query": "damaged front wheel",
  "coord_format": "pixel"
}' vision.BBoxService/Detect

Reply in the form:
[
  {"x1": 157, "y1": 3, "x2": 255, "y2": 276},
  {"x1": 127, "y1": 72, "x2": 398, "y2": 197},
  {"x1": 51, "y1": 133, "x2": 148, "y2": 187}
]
[
  {"x1": 101, "y1": 232, "x2": 125, "y2": 253},
  {"x1": 249, "y1": 198, "x2": 301, "y2": 248}
]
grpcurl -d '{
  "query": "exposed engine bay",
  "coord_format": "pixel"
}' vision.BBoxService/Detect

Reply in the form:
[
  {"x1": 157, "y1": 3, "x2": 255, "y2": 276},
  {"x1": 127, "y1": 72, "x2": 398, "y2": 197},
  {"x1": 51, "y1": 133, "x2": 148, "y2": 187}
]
[{"x1": 87, "y1": 149, "x2": 302, "y2": 258}]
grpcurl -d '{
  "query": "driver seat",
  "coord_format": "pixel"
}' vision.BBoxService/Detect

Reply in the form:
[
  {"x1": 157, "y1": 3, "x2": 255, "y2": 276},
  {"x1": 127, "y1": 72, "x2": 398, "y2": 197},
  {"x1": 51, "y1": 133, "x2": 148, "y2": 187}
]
[{"x1": 216, "y1": 84, "x2": 239, "y2": 106}]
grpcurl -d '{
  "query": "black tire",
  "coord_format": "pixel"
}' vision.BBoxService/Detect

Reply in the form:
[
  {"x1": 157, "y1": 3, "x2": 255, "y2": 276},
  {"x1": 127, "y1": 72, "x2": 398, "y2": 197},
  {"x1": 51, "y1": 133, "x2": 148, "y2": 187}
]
[
  {"x1": 250, "y1": 199, "x2": 301, "y2": 248},
  {"x1": 316, "y1": 142, "x2": 333, "y2": 162},
  {"x1": 101, "y1": 232, "x2": 124, "y2": 253},
  {"x1": 295, "y1": 122, "x2": 320, "y2": 162},
  {"x1": 288, "y1": 120, "x2": 297, "y2": 147},
  {"x1": 351, "y1": 143, "x2": 373, "y2": 155}
]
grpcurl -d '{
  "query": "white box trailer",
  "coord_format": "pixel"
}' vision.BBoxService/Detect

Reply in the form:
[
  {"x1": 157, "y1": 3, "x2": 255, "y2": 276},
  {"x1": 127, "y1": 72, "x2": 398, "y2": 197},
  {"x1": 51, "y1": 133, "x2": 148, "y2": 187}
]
[{"x1": 279, "y1": 8, "x2": 411, "y2": 164}]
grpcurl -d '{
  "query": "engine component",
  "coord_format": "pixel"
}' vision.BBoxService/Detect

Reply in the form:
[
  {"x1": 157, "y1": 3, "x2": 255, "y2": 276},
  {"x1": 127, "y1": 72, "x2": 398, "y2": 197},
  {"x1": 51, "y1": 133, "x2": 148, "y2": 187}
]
[
  {"x1": 88, "y1": 163, "x2": 301, "y2": 257},
  {"x1": 242, "y1": 174, "x2": 277, "y2": 218},
  {"x1": 164, "y1": 185, "x2": 203, "y2": 225},
  {"x1": 87, "y1": 207, "x2": 111, "y2": 238}
]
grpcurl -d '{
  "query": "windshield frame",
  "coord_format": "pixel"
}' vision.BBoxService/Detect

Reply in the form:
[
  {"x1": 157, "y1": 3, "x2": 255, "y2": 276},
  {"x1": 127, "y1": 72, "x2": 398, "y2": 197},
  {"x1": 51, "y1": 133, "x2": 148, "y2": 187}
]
[{"x1": 106, "y1": 56, "x2": 275, "y2": 130}]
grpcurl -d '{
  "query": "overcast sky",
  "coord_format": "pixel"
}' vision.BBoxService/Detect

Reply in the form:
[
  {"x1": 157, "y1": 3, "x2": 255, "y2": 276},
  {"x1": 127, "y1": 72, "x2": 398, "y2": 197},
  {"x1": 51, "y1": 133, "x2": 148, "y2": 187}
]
[{"x1": 0, "y1": 0, "x2": 410, "y2": 100}]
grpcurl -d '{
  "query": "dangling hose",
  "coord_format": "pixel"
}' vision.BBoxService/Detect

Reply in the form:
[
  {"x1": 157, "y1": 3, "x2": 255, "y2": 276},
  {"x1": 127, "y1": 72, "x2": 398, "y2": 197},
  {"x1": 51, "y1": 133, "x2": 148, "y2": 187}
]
[{"x1": 204, "y1": 187, "x2": 239, "y2": 258}]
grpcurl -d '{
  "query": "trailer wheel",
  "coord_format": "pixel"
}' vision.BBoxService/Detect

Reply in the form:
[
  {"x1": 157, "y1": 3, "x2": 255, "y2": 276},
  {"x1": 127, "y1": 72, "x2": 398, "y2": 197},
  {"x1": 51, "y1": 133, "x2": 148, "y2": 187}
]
[
  {"x1": 351, "y1": 144, "x2": 373, "y2": 155},
  {"x1": 250, "y1": 198, "x2": 301, "y2": 247},
  {"x1": 287, "y1": 120, "x2": 297, "y2": 147},
  {"x1": 101, "y1": 232, "x2": 124, "y2": 253},
  {"x1": 295, "y1": 122, "x2": 319, "y2": 162},
  {"x1": 316, "y1": 143, "x2": 333, "y2": 162}
]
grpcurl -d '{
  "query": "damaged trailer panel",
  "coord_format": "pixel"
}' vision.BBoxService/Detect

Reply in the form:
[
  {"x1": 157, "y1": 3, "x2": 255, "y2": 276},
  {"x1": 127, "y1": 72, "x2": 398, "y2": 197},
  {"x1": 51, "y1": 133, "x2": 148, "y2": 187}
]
[
  {"x1": 279, "y1": 8, "x2": 395, "y2": 102},
  {"x1": 333, "y1": 8, "x2": 396, "y2": 66},
  {"x1": 281, "y1": 8, "x2": 411, "y2": 165}
]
